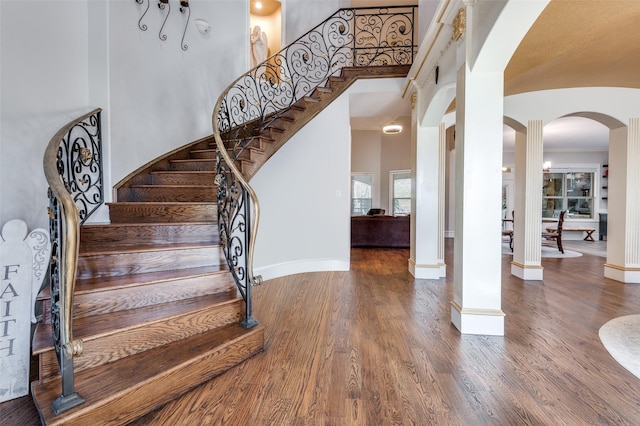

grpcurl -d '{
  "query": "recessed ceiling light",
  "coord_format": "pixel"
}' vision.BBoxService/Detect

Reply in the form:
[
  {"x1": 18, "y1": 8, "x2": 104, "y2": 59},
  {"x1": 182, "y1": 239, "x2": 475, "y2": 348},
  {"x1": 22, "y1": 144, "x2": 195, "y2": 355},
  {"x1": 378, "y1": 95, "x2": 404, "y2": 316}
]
[{"x1": 255, "y1": 1, "x2": 263, "y2": 9}]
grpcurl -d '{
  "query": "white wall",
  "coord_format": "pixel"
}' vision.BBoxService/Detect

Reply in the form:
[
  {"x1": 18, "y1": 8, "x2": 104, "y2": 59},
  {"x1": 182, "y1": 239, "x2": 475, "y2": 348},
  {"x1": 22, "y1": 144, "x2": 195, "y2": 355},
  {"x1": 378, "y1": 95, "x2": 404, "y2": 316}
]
[
  {"x1": 0, "y1": 0, "x2": 250, "y2": 231},
  {"x1": 351, "y1": 130, "x2": 382, "y2": 209},
  {"x1": 1, "y1": 1, "x2": 91, "y2": 230},
  {"x1": 283, "y1": 0, "x2": 345, "y2": 44},
  {"x1": 108, "y1": 0, "x2": 248, "y2": 187},
  {"x1": 380, "y1": 116, "x2": 411, "y2": 212},
  {"x1": 351, "y1": 120, "x2": 411, "y2": 215},
  {"x1": 251, "y1": 94, "x2": 352, "y2": 280}
]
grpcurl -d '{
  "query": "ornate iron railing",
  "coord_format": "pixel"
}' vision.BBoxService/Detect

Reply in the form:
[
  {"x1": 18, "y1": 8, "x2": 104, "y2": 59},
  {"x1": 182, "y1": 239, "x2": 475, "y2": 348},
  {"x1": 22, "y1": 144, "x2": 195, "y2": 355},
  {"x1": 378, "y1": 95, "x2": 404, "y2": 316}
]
[
  {"x1": 43, "y1": 108, "x2": 104, "y2": 414},
  {"x1": 212, "y1": 6, "x2": 417, "y2": 327}
]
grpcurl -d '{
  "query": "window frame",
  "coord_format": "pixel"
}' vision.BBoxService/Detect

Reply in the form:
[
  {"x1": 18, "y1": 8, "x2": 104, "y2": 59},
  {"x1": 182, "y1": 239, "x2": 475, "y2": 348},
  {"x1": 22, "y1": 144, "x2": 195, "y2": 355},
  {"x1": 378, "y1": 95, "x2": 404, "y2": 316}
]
[
  {"x1": 351, "y1": 173, "x2": 375, "y2": 216},
  {"x1": 389, "y1": 169, "x2": 411, "y2": 216},
  {"x1": 542, "y1": 165, "x2": 599, "y2": 220}
]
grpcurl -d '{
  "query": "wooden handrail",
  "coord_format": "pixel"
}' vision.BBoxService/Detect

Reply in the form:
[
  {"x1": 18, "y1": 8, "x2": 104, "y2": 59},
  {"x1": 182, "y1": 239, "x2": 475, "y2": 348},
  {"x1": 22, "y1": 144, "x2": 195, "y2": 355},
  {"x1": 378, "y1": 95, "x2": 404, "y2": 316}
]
[{"x1": 42, "y1": 107, "x2": 103, "y2": 413}]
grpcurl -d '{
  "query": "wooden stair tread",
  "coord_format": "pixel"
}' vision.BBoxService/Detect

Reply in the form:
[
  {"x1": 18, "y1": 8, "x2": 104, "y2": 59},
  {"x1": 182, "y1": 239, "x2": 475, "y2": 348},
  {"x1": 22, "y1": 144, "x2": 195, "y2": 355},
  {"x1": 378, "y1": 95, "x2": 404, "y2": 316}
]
[
  {"x1": 170, "y1": 158, "x2": 215, "y2": 163},
  {"x1": 107, "y1": 202, "x2": 217, "y2": 224},
  {"x1": 80, "y1": 222, "x2": 217, "y2": 240},
  {"x1": 130, "y1": 184, "x2": 216, "y2": 188},
  {"x1": 82, "y1": 221, "x2": 214, "y2": 228},
  {"x1": 31, "y1": 323, "x2": 264, "y2": 426},
  {"x1": 79, "y1": 241, "x2": 218, "y2": 256},
  {"x1": 75, "y1": 265, "x2": 230, "y2": 293},
  {"x1": 33, "y1": 292, "x2": 242, "y2": 354},
  {"x1": 108, "y1": 201, "x2": 216, "y2": 206},
  {"x1": 37, "y1": 266, "x2": 228, "y2": 298},
  {"x1": 150, "y1": 170, "x2": 215, "y2": 175}
]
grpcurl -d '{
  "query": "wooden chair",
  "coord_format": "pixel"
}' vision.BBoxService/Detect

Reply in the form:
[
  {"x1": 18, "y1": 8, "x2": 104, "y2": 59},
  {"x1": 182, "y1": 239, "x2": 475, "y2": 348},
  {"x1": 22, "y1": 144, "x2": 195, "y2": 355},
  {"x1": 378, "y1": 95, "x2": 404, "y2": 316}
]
[
  {"x1": 502, "y1": 211, "x2": 514, "y2": 251},
  {"x1": 542, "y1": 210, "x2": 566, "y2": 253}
]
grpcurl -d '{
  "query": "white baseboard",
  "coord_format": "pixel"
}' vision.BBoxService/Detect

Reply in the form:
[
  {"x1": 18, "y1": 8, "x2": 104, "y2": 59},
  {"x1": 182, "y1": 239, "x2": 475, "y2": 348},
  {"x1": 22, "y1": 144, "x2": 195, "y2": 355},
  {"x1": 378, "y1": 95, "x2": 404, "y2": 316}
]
[{"x1": 254, "y1": 258, "x2": 350, "y2": 282}]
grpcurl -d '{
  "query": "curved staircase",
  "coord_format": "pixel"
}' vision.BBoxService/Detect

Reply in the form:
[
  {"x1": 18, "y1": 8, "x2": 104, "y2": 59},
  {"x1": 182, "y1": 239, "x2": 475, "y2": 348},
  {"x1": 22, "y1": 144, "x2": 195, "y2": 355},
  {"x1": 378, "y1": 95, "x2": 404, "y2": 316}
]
[
  {"x1": 29, "y1": 6, "x2": 416, "y2": 424},
  {"x1": 31, "y1": 135, "x2": 264, "y2": 425}
]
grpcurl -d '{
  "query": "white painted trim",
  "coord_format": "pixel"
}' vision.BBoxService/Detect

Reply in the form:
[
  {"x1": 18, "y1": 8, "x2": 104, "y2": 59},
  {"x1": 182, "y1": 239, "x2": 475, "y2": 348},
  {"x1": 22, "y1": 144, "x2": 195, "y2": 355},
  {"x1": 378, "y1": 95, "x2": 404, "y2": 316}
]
[
  {"x1": 255, "y1": 258, "x2": 350, "y2": 282},
  {"x1": 604, "y1": 264, "x2": 640, "y2": 284},
  {"x1": 450, "y1": 301, "x2": 505, "y2": 336},
  {"x1": 408, "y1": 258, "x2": 446, "y2": 279},
  {"x1": 510, "y1": 262, "x2": 543, "y2": 281}
]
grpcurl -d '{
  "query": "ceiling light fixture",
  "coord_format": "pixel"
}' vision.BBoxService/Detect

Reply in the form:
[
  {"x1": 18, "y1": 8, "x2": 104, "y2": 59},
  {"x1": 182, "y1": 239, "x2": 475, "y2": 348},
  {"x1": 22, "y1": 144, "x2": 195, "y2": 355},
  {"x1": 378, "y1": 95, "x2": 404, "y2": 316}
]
[
  {"x1": 255, "y1": 1, "x2": 263, "y2": 9},
  {"x1": 383, "y1": 123, "x2": 403, "y2": 134}
]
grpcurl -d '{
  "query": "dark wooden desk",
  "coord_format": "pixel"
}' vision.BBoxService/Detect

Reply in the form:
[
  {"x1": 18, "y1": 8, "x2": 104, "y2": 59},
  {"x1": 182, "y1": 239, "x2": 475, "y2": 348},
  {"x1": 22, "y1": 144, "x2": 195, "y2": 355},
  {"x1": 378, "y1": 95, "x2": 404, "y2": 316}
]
[{"x1": 351, "y1": 215, "x2": 410, "y2": 247}]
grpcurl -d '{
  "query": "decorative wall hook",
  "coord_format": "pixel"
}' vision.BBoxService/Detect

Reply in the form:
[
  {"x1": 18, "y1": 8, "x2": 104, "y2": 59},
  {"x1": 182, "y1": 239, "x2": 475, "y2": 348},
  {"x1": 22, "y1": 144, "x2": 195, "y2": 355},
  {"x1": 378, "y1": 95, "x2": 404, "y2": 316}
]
[{"x1": 134, "y1": 0, "x2": 191, "y2": 51}]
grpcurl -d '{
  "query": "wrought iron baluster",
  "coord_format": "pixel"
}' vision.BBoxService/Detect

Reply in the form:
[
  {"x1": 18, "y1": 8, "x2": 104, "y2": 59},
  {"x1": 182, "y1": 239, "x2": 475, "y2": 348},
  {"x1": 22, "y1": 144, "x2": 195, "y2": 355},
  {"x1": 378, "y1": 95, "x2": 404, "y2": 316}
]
[{"x1": 43, "y1": 108, "x2": 103, "y2": 414}]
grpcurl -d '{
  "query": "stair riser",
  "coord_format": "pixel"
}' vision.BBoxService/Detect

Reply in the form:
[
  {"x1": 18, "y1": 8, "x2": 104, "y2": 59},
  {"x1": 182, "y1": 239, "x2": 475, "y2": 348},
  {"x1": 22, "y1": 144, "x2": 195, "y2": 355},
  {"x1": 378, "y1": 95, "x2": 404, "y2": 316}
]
[
  {"x1": 38, "y1": 271, "x2": 236, "y2": 325},
  {"x1": 189, "y1": 150, "x2": 216, "y2": 159},
  {"x1": 128, "y1": 187, "x2": 216, "y2": 202},
  {"x1": 81, "y1": 223, "x2": 218, "y2": 246},
  {"x1": 260, "y1": 127, "x2": 285, "y2": 139},
  {"x1": 33, "y1": 326, "x2": 264, "y2": 426},
  {"x1": 230, "y1": 146, "x2": 266, "y2": 165},
  {"x1": 77, "y1": 246, "x2": 224, "y2": 279},
  {"x1": 150, "y1": 172, "x2": 215, "y2": 185},
  {"x1": 170, "y1": 160, "x2": 216, "y2": 171},
  {"x1": 77, "y1": 274, "x2": 236, "y2": 320},
  {"x1": 37, "y1": 299, "x2": 246, "y2": 381},
  {"x1": 108, "y1": 203, "x2": 217, "y2": 223}
]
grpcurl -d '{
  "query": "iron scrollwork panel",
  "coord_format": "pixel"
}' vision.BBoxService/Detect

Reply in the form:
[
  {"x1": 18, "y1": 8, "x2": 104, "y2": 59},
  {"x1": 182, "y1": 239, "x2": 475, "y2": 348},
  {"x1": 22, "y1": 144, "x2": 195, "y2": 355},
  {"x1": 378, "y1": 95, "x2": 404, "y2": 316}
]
[
  {"x1": 216, "y1": 157, "x2": 249, "y2": 301},
  {"x1": 55, "y1": 112, "x2": 104, "y2": 225},
  {"x1": 353, "y1": 7, "x2": 416, "y2": 66}
]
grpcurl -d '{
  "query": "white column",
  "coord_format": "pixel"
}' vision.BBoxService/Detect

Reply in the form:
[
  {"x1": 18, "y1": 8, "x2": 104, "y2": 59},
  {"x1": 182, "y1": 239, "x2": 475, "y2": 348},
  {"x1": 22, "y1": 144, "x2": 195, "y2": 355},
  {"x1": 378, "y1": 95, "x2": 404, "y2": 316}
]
[
  {"x1": 605, "y1": 119, "x2": 640, "y2": 282},
  {"x1": 409, "y1": 109, "x2": 446, "y2": 279},
  {"x1": 450, "y1": 62, "x2": 505, "y2": 336},
  {"x1": 511, "y1": 120, "x2": 543, "y2": 280}
]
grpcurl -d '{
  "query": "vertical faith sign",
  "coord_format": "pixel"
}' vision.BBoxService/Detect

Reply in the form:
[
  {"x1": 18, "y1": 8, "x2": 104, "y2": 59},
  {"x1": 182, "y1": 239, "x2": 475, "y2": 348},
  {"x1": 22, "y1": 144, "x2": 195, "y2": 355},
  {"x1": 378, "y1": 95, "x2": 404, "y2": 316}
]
[{"x1": 0, "y1": 219, "x2": 50, "y2": 402}]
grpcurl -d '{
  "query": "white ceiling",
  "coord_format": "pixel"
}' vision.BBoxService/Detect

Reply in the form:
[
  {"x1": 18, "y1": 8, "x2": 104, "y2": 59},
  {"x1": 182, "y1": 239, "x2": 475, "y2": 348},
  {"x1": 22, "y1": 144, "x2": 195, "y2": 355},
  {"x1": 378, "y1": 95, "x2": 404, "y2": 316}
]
[
  {"x1": 349, "y1": 91, "x2": 411, "y2": 131},
  {"x1": 349, "y1": 93, "x2": 609, "y2": 152},
  {"x1": 503, "y1": 116, "x2": 609, "y2": 152},
  {"x1": 349, "y1": 0, "x2": 620, "y2": 153}
]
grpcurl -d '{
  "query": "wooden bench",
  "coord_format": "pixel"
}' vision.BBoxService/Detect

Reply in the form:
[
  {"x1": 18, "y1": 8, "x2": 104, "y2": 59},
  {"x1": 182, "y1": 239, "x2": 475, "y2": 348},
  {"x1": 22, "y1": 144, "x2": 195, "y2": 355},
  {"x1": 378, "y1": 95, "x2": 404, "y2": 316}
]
[{"x1": 546, "y1": 227, "x2": 596, "y2": 241}]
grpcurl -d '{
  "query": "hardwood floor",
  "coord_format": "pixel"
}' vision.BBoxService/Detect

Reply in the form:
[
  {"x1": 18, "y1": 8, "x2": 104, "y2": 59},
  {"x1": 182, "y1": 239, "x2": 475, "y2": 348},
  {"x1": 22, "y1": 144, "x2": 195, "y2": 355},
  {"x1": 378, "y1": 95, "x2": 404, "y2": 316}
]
[{"x1": 4, "y1": 239, "x2": 640, "y2": 425}]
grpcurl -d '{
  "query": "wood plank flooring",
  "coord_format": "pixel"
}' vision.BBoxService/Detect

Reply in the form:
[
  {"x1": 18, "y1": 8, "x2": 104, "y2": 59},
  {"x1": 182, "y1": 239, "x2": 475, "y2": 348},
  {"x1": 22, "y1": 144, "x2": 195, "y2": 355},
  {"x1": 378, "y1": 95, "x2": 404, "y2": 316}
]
[{"x1": 4, "y1": 239, "x2": 640, "y2": 425}]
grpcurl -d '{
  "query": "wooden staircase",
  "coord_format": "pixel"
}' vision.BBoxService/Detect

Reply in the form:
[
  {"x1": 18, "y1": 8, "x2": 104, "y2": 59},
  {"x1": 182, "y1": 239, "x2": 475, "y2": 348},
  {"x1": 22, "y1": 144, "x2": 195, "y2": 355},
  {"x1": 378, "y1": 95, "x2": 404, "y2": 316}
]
[
  {"x1": 29, "y1": 65, "x2": 410, "y2": 425},
  {"x1": 30, "y1": 134, "x2": 264, "y2": 425},
  {"x1": 226, "y1": 65, "x2": 411, "y2": 180}
]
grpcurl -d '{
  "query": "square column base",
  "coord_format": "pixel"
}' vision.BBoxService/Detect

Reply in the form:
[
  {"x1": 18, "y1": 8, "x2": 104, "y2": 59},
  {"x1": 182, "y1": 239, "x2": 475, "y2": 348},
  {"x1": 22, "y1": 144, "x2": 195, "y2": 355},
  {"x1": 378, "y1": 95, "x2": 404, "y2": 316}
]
[
  {"x1": 409, "y1": 258, "x2": 446, "y2": 279},
  {"x1": 450, "y1": 301, "x2": 505, "y2": 336},
  {"x1": 510, "y1": 261, "x2": 543, "y2": 281},
  {"x1": 604, "y1": 264, "x2": 640, "y2": 283}
]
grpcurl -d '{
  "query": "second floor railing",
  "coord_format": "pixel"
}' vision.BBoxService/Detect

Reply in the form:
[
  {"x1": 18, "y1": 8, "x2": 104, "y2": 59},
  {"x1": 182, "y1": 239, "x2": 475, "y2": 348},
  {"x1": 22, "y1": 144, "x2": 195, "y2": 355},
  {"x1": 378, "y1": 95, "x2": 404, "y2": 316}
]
[
  {"x1": 43, "y1": 108, "x2": 104, "y2": 414},
  {"x1": 212, "y1": 6, "x2": 417, "y2": 327}
]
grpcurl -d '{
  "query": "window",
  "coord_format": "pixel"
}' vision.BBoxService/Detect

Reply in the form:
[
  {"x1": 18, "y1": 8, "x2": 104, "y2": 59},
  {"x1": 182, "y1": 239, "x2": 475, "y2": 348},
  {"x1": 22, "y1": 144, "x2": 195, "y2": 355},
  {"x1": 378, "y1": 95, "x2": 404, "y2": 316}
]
[
  {"x1": 390, "y1": 170, "x2": 411, "y2": 216},
  {"x1": 542, "y1": 171, "x2": 594, "y2": 219},
  {"x1": 351, "y1": 174, "x2": 373, "y2": 215}
]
